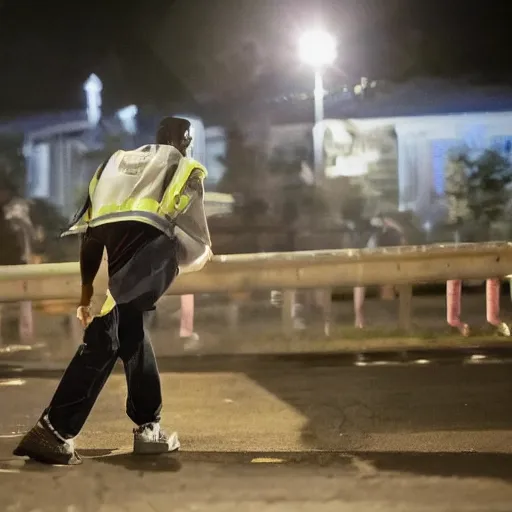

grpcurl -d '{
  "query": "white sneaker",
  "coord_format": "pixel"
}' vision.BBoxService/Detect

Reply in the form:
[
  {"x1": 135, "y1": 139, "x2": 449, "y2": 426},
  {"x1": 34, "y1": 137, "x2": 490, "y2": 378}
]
[
  {"x1": 181, "y1": 332, "x2": 202, "y2": 351},
  {"x1": 495, "y1": 322, "x2": 511, "y2": 337},
  {"x1": 133, "y1": 423, "x2": 180, "y2": 455},
  {"x1": 13, "y1": 417, "x2": 81, "y2": 465}
]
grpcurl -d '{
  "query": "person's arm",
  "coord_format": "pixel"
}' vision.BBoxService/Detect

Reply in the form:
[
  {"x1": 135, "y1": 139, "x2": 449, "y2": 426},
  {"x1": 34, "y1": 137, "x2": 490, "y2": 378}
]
[{"x1": 79, "y1": 229, "x2": 104, "y2": 307}]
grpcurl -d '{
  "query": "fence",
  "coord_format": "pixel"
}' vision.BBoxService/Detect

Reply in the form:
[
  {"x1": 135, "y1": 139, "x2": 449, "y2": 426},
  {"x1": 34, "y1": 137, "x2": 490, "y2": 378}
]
[{"x1": 1, "y1": 242, "x2": 512, "y2": 336}]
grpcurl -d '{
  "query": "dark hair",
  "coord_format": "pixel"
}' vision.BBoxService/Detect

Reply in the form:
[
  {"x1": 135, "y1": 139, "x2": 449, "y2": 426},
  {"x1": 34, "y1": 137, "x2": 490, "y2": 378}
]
[{"x1": 156, "y1": 117, "x2": 191, "y2": 145}]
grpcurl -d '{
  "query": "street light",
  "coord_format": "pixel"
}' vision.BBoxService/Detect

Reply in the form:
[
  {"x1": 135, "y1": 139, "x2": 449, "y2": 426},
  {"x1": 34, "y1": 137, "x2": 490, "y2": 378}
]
[
  {"x1": 298, "y1": 30, "x2": 337, "y2": 179},
  {"x1": 298, "y1": 30, "x2": 337, "y2": 70}
]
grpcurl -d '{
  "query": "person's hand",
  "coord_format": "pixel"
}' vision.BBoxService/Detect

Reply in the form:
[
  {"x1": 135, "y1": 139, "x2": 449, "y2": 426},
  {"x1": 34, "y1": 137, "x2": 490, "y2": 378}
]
[
  {"x1": 76, "y1": 305, "x2": 92, "y2": 328},
  {"x1": 77, "y1": 283, "x2": 94, "y2": 327}
]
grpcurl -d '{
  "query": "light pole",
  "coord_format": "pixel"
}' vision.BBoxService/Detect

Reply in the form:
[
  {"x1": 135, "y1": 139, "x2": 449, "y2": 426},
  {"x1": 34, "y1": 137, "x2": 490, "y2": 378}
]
[{"x1": 298, "y1": 30, "x2": 337, "y2": 180}]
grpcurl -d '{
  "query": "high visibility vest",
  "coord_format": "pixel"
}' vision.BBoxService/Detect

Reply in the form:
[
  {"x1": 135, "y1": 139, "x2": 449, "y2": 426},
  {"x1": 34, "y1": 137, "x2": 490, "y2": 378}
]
[
  {"x1": 100, "y1": 290, "x2": 116, "y2": 317},
  {"x1": 64, "y1": 144, "x2": 209, "y2": 318},
  {"x1": 63, "y1": 144, "x2": 208, "y2": 238}
]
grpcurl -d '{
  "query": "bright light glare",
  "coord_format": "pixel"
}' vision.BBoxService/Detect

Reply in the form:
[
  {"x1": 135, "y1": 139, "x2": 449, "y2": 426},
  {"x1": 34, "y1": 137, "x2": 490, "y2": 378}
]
[{"x1": 299, "y1": 30, "x2": 337, "y2": 68}]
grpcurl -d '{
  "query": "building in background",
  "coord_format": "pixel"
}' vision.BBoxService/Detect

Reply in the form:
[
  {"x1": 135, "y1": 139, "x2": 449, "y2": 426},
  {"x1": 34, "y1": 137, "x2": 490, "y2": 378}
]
[
  {"x1": 0, "y1": 74, "x2": 227, "y2": 217},
  {"x1": 266, "y1": 78, "x2": 512, "y2": 221},
  {"x1": 2, "y1": 76, "x2": 512, "y2": 224}
]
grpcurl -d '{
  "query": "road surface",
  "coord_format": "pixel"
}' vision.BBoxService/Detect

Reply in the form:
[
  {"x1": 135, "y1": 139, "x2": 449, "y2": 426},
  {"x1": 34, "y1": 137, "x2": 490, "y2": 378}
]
[{"x1": 1, "y1": 350, "x2": 512, "y2": 511}]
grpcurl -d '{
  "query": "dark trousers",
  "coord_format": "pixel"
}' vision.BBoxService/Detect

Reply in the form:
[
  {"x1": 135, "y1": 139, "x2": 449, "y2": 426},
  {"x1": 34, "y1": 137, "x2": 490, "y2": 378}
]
[{"x1": 44, "y1": 303, "x2": 162, "y2": 439}]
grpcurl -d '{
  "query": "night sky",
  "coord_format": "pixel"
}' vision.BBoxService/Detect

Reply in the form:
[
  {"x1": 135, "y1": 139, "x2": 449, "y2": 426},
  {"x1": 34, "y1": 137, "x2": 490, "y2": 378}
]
[{"x1": 0, "y1": 0, "x2": 511, "y2": 117}]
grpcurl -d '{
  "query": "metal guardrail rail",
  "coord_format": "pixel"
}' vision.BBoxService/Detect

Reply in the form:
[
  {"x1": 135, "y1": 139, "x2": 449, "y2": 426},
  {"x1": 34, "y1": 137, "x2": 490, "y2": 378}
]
[{"x1": 0, "y1": 242, "x2": 511, "y2": 334}]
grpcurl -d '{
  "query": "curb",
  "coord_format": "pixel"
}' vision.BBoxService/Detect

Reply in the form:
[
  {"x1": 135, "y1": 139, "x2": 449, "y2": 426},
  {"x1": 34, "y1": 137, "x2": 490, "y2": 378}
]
[{"x1": 1, "y1": 339, "x2": 512, "y2": 375}]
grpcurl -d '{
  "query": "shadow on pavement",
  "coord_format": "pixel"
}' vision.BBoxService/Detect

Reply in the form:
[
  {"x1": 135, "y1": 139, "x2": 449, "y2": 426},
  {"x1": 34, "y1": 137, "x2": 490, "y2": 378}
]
[
  {"x1": 359, "y1": 451, "x2": 512, "y2": 482},
  {"x1": 89, "y1": 450, "x2": 512, "y2": 482},
  {"x1": 4, "y1": 450, "x2": 512, "y2": 484},
  {"x1": 176, "y1": 450, "x2": 512, "y2": 482},
  {"x1": 81, "y1": 449, "x2": 182, "y2": 473},
  {"x1": 242, "y1": 360, "x2": 512, "y2": 450}
]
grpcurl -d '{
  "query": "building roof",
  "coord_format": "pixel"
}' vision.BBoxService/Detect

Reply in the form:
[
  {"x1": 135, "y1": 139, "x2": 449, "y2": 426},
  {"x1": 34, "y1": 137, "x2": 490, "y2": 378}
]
[
  {"x1": 267, "y1": 78, "x2": 512, "y2": 124},
  {"x1": 0, "y1": 110, "x2": 87, "y2": 135},
  {"x1": 200, "y1": 77, "x2": 512, "y2": 127}
]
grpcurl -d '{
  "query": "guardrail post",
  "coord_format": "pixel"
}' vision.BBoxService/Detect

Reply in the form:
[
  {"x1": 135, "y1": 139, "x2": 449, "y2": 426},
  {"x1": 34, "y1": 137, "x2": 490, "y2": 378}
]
[
  {"x1": 354, "y1": 286, "x2": 365, "y2": 328},
  {"x1": 19, "y1": 301, "x2": 33, "y2": 344},
  {"x1": 179, "y1": 294, "x2": 195, "y2": 337},
  {"x1": 446, "y1": 279, "x2": 471, "y2": 336},
  {"x1": 320, "y1": 288, "x2": 332, "y2": 336},
  {"x1": 398, "y1": 284, "x2": 413, "y2": 331},
  {"x1": 446, "y1": 279, "x2": 460, "y2": 327},
  {"x1": 486, "y1": 278, "x2": 501, "y2": 326},
  {"x1": 226, "y1": 299, "x2": 239, "y2": 334},
  {"x1": 282, "y1": 289, "x2": 296, "y2": 336}
]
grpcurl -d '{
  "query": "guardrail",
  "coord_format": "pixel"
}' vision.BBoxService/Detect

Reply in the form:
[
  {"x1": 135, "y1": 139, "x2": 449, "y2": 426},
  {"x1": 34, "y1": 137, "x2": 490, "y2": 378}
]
[{"x1": 0, "y1": 242, "x2": 511, "y2": 335}]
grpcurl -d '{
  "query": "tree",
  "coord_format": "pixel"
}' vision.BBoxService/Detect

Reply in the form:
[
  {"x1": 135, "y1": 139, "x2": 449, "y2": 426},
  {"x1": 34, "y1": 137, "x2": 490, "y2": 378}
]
[
  {"x1": 0, "y1": 134, "x2": 26, "y2": 194},
  {"x1": 0, "y1": 135, "x2": 68, "y2": 261},
  {"x1": 466, "y1": 149, "x2": 512, "y2": 240},
  {"x1": 445, "y1": 152, "x2": 470, "y2": 242},
  {"x1": 28, "y1": 198, "x2": 69, "y2": 262},
  {"x1": 339, "y1": 178, "x2": 366, "y2": 221},
  {"x1": 445, "y1": 147, "x2": 512, "y2": 241},
  {"x1": 267, "y1": 147, "x2": 329, "y2": 226},
  {"x1": 216, "y1": 127, "x2": 268, "y2": 202}
]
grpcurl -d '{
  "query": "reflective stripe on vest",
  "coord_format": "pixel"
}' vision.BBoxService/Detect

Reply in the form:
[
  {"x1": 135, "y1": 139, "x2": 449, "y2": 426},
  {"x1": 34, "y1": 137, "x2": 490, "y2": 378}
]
[{"x1": 99, "y1": 290, "x2": 116, "y2": 317}]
